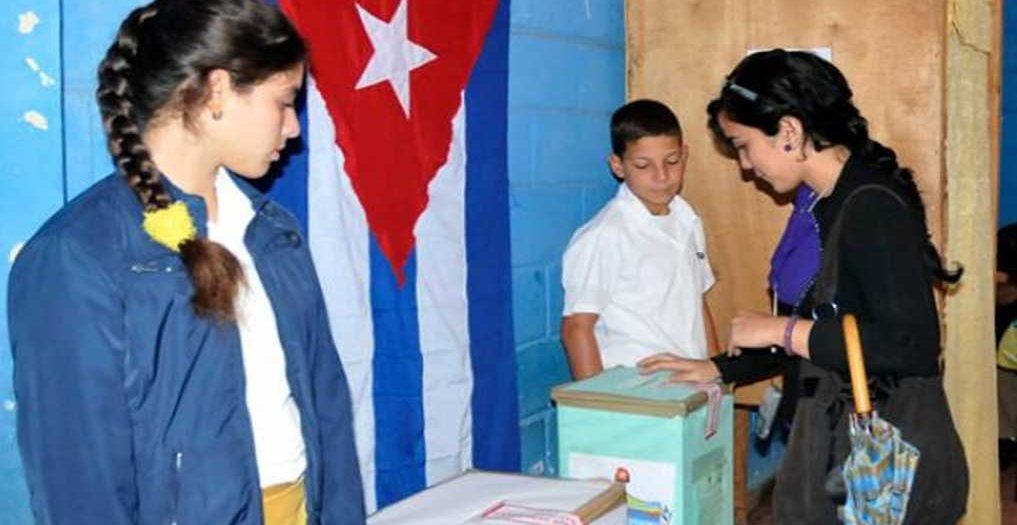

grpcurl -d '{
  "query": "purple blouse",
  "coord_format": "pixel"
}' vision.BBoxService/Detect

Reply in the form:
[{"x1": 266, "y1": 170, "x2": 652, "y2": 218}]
[{"x1": 769, "y1": 186, "x2": 821, "y2": 308}]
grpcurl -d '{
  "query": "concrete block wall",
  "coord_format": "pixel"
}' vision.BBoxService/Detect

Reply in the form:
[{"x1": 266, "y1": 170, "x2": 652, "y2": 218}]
[{"x1": 507, "y1": 0, "x2": 625, "y2": 475}]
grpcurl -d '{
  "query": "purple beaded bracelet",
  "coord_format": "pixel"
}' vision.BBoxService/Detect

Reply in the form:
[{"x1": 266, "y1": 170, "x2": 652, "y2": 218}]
[{"x1": 783, "y1": 315, "x2": 799, "y2": 356}]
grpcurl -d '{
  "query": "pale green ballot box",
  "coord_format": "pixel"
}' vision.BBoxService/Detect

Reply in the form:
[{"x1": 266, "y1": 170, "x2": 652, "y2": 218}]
[{"x1": 553, "y1": 366, "x2": 734, "y2": 525}]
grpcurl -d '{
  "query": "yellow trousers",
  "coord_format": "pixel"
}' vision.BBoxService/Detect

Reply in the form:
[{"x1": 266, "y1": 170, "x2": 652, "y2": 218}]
[{"x1": 262, "y1": 479, "x2": 307, "y2": 525}]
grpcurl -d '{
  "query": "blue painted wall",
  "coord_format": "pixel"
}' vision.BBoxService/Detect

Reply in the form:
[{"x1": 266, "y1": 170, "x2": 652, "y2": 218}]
[
  {"x1": 1, "y1": 3, "x2": 61, "y2": 523},
  {"x1": 507, "y1": 0, "x2": 625, "y2": 475},
  {"x1": 1003, "y1": 3, "x2": 1017, "y2": 226},
  {"x1": 1, "y1": 1, "x2": 139, "y2": 521}
]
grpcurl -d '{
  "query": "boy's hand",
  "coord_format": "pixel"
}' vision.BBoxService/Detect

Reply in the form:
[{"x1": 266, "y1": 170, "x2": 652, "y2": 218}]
[{"x1": 637, "y1": 353, "x2": 720, "y2": 383}]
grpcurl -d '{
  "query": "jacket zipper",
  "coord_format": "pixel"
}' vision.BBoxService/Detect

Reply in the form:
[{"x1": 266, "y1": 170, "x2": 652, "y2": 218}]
[
  {"x1": 130, "y1": 261, "x2": 177, "y2": 273},
  {"x1": 170, "y1": 451, "x2": 183, "y2": 525}
]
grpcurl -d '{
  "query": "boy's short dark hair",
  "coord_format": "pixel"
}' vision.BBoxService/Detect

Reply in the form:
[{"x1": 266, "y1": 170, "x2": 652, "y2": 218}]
[{"x1": 610, "y1": 99, "x2": 683, "y2": 156}]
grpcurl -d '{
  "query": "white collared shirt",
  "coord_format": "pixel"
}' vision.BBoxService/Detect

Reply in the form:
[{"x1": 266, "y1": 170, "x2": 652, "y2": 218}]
[
  {"x1": 562, "y1": 184, "x2": 715, "y2": 366},
  {"x1": 206, "y1": 169, "x2": 307, "y2": 487}
]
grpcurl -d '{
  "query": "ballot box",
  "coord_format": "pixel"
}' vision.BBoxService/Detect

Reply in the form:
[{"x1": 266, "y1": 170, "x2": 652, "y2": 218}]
[
  {"x1": 553, "y1": 366, "x2": 733, "y2": 525},
  {"x1": 367, "y1": 470, "x2": 627, "y2": 524}
]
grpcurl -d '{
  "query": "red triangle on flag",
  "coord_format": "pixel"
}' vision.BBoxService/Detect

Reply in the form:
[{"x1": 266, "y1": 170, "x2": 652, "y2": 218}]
[{"x1": 282, "y1": 0, "x2": 499, "y2": 284}]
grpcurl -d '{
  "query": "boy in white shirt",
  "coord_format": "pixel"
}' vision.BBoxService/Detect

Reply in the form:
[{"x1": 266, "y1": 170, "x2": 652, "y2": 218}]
[{"x1": 561, "y1": 99, "x2": 718, "y2": 379}]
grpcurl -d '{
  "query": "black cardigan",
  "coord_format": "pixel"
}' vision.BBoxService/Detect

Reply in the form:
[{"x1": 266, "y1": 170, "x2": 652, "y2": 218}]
[{"x1": 714, "y1": 154, "x2": 942, "y2": 388}]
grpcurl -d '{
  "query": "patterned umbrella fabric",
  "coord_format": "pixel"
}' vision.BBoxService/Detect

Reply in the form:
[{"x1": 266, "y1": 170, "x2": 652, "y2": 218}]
[{"x1": 838, "y1": 315, "x2": 920, "y2": 525}]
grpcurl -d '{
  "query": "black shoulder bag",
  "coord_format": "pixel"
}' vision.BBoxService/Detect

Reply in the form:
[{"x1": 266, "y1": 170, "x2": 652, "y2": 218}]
[{"x1": 773, "y1": 184, "x2": 968, "y2": 525}]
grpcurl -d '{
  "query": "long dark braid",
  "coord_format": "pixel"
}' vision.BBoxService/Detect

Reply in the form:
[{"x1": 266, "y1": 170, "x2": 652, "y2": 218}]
[
  {"x1": 96, "y1": 0, "x2": 306, "y2": 320},
  {"x1": 707, "y1": 49, "x2": 961, "y2": 285},
  {"x1": 96, "y1": 5, "x2": 170, "y2": 212}
]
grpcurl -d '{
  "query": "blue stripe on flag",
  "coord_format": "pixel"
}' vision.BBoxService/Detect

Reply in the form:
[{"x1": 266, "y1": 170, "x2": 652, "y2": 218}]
[
  {"x1": 370, "y1": 238, "x2": 426, "y2": 507},
  {"x1": 465, "y1": 0, "x2": 519, "y2": 472},
  {"x1": 263, "y1": 85, "x2": 310, "y2": 232},
  {"x1": 269, "y1": 0, "x2": 518, "y2": 510}
]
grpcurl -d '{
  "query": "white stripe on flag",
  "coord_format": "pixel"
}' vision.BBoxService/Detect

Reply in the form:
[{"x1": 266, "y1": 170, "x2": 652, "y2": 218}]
[
  {"x1": 306, "y1": 78, "x2": 378, "y2": 512},
  {"x1": 414, "y1": 98, "x2": 474, "y2": 485}
]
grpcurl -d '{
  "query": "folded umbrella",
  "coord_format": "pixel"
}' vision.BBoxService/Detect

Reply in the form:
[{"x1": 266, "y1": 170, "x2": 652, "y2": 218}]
[{"x1": 838, "y1": 315, "x2": 920, "y2": 525}]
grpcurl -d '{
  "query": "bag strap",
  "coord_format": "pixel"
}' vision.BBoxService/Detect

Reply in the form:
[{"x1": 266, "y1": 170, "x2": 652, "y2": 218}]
[{"x1": 811, "y1": 184, "x2": 908, "y2": 314}]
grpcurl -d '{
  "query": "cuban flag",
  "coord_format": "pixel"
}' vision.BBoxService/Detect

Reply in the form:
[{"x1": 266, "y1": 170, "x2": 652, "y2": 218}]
[{"x1": 271, "y1": 0, "x2": 518, "y2": 512}]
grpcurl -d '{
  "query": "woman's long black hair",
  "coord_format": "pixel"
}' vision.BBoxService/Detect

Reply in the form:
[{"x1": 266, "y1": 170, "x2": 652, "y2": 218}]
[{"x1": 707, "y1": 49, "x2": 961, "y2": 285}]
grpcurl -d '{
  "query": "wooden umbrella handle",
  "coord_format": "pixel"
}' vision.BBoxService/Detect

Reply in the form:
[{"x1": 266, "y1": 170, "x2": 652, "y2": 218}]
[{"x1": 842, "y1": 314, "x2": 872, "y2": 415}]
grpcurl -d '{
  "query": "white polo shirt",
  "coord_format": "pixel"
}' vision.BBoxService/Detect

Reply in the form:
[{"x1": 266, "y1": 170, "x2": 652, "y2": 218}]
[
  {"x1": 562, "y1": 183, "x2": 715, "y2": 366},
  {"x1": 207, "y1": 169, "x2": 307, "y2": 487}
]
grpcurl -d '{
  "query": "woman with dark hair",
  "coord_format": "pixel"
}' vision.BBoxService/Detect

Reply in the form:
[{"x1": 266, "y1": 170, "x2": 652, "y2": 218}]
[
  {"x1": 7, "y1": 1, "x2": 364, "y2": 524},
  {"x1": 638, "y1": 49, "x2": 968, "y2": 524}
]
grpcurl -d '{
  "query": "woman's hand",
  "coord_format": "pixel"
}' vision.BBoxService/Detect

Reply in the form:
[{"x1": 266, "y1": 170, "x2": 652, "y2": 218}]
[
  {"x1": 637, "y1": 353, "x2": 721, "y2": 384},
  {"x1": 728, "y1": 310, "x2": 785, "y2": 355}
]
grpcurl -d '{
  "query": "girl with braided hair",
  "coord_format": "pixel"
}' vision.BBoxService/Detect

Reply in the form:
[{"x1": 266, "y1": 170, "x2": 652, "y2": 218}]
[
  {"x1": 638, "y1": 49, "x2": 968, "y2": 523},
  {"x1": 7, "y1": 1, "x2": 364, "y2": 524}
]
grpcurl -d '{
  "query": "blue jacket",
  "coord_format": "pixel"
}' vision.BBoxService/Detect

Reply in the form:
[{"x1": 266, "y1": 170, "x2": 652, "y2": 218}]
[{"x1": 8, "y1": 174, "x2": 366, "y2": 525}]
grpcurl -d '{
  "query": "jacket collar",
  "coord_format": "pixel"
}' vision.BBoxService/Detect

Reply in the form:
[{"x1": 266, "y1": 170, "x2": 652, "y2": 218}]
[
  {"x1": 224, "y1": 170, "x2": 271, "y2": 212},
  {"x1": 159, "y1": 174, "x2": 210, "y2": 239},
  {"x1": 124, "y1": 168, "x2": 290, "y2": 259},
  {"x1": 159, "y1": 168, "x2": 276, "y2": 228}
]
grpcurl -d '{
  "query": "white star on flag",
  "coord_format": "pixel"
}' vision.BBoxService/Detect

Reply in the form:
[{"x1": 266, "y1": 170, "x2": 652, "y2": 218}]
[{"x1": 355, "y1": 0, "x2": 437, "y2": 117}]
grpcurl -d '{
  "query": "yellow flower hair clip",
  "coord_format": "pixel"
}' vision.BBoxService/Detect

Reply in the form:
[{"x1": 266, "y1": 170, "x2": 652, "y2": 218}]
[{"x1": 142, "y1": 201, "x2": 197, "y2": 252}]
